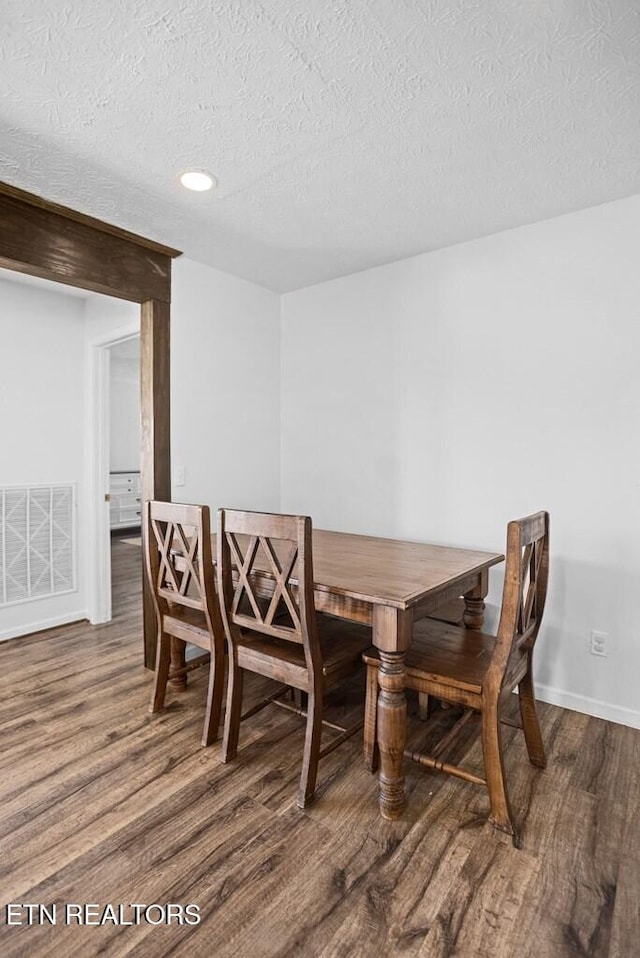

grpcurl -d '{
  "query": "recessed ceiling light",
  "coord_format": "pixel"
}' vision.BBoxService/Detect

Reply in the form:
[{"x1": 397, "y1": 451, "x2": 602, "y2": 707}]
[{"x1": 179, "y1": 170, "x2": 216, "y2": 192}]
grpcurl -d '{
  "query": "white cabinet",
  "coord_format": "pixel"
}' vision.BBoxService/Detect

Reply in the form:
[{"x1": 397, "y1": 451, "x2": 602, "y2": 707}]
[{"x1": 109, "y1": 471, "x2": 141, "y2": 530}]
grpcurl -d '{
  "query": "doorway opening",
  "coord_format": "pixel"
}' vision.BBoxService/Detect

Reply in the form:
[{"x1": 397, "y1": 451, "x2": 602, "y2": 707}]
[
  {"x1": 87, "y1": 321, "x2": 140, "y2": 626},
  {"x1": 106, "y1": 336, "x2": 142, "y2": 617}
]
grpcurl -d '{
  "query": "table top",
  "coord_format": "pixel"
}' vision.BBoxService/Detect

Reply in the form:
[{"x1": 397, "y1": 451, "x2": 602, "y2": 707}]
[{"x1": 212, "y1": 528, "x2": 503, "y2": 611}]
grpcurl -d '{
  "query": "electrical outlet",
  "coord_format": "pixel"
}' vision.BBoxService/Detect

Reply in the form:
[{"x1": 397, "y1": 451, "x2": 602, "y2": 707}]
[
  {"x1": 174, "y1": 465, "x2": 185, "y2": 487},
  {"x1": 590, "y1": 630, "x2": 608, "y2": 657}
]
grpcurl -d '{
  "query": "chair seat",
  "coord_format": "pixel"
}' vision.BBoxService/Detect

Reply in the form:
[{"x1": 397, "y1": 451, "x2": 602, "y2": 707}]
[
  {"x1": 164, "y1": 605, "x2": 211, "y2": 648},
  {"x1": 363, "y1": 619, "x2": 496, "y2": 693},
  {"x1": 237, "y1": 613, "x2": 371, "y2": 691}
]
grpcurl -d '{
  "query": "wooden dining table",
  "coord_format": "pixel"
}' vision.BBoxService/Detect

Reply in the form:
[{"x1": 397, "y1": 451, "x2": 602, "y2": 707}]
[{"x1": 174, "y1": 527, "x2": 504, "y2": 819}]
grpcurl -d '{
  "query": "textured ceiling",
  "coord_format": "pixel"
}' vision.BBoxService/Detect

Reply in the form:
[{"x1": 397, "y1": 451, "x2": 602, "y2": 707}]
[{"x1": 1, "y1": 0, "x2": 639, "y2": 291}]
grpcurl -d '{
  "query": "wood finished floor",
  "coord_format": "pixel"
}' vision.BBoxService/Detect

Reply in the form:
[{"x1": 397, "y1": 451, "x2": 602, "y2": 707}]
[{"x1": 1, "y1": 537, "x2": 638, "y2": 957}]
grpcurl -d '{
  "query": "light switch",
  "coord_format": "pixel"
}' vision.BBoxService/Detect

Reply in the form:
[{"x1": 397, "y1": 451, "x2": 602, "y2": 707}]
[{"x1": 174, "y1": 465, "x2": 185, "y2": 487}]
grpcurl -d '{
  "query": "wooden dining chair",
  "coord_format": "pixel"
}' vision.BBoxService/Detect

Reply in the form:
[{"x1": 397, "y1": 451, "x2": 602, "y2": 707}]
[
  {"x1": 217, "y1": 509, "x2": 372, "y2": 809},
  {"x1": 363, "y1": 511, "x2": 550, "y2": 846},
  {"x1": 418, "y1": 598, "x2": 465, "y2": 719},
  {"x1": 145, "y1": 500, "x2": 226, "y2": 747}
]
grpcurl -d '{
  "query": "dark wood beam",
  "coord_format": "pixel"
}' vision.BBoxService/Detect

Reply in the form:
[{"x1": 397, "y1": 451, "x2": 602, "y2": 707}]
[{"x1": 0, "y1": 181, "x2": 180, "y2": 303}]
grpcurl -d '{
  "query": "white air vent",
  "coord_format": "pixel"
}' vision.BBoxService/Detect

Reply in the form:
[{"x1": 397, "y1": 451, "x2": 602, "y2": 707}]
[{"x1": 1, "y1": 485, "x2": 75, "y2": 606}]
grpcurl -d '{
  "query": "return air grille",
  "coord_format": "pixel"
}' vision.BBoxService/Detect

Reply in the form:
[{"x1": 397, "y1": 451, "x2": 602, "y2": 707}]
[{"x1": 0, "y1": 485, "x2": 75, "y2": 606}]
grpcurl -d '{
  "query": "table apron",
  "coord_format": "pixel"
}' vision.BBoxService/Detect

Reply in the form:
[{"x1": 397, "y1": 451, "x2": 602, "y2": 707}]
[
  {"x1": 411, "y1": 570, "x2": 484, "y2": 624},
  {"x1": 177, "y1": 557, "x2": 486, "y2": 632},
  {"x1": 314, "y1": 589, "x2": 374, "y2": 625},
  {"x1": 240, "y1": 569, "x2": 375, "y2": 625}
]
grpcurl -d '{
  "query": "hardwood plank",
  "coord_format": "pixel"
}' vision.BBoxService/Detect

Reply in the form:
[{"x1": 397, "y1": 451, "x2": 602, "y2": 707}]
[
  {"x1": 0, "y1": 539, "x2": 638, "y2": 958},
  {"x1": 414, "y1": 840, "x2": 540, "y2": 958},
  {"x1": 505, "y1": 788, "x2": 618, "y2": 957},
  {"x1": 609, "y1": 849, "x2": 640, "y2": 958}
]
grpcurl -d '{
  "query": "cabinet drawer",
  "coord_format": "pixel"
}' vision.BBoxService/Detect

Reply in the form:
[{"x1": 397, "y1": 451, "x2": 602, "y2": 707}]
[
  {"x1": 119, "y1": 506, "x2": 142, "y2": 522},
  {"x1": 111, "y1": 494, "x2": 140, "y2": 508},
  {"x1": 109, "y1": 472, "x2": 142, "y2": 529},
  {"x1": 110, "y1": 475, "x2": 140, "y2": 492}
]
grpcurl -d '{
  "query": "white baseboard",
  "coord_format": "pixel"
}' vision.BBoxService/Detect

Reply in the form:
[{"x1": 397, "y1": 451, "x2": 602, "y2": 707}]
[
  {"x1": 0, "y1": 611, "x2": 87, "y2": 643},
  {"x1": 535, "y1": 682, "x2": 640, "y2": 731}
]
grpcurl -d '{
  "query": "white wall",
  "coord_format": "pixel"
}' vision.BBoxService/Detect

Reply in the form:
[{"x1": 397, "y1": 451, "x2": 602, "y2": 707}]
[
  {"x1": 0, "y1": 255, "x2": 280, "y2": 639},
  {"x1": 281, "y1": 195, "x2": 640, "y2": 728},
  {"x1": 0, "y1": 277, "x2": 87, "y2": 639},
  {"x1": 81, "y1": 261, "x2": 281, "y2": 617},
  {"x1": 83, "y1": 294, "x2": 139, "y2": 343},
  {"x1": 171, "y1": 257, "x2": 281, "y2": 514},
  {"x1": 4, "y1": 201, "x2": 637, "y2": 729},
  {"x1": 110, "y1": 357, "x2": 141, "y2": 472},
  {"x1": 82, "y1": 260, "x2": 282, "y2": 516}
]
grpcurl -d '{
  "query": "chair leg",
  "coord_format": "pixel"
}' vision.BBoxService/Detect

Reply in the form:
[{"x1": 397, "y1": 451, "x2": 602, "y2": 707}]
[
  {"x1": 481, "y1": 698, "x2": 519, "y2": 846},
  {"x1": 169, "y1": 637, "x2": 188, "y2": 690},
  {"x1": 297, "y1": 686, "x2": 323, "y2": 808},
  {"x1": 518, "y1": 660, "x2": 546, "y2": 768},
  {"x1": 363, "y1": 664, "x2": 379, "y2": 772},
  {"x1": 222, "y1": 660, "x2": 244, "y2": 763},
  {"x1": 201, "y1": 645, "x2": 226, "y2": 748},
  {"x1": 290, "y1": 688, "x2": 308, "y2": 710},
  {"x1": 150, "y1": 632, "x2": 171, "y2": 713},
  {"x1": 418, "y1": 692, "x2": 430, "y2": 721}
]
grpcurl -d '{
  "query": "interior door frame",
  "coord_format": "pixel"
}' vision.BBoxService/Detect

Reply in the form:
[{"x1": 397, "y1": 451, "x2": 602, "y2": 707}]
[
  {"x1": 88, "y1": 326, "x2": 140, "y2": 626},
  {"x1": 0, "y1": 181, "x2": 180, "y2": 668}
]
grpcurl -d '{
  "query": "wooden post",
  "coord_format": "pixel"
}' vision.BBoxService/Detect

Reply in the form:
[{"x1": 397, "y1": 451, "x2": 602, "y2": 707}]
[
  {"x1": 140, "y1": 300, "x2": 171, "y2": 669},
  {"x1": 0, "y1": 183, "x2": 179, "y2": 671}
]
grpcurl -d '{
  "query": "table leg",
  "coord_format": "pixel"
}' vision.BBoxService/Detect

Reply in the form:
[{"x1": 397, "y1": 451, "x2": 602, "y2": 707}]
[
  {"x1": 374, "y1": 606, "x2": 412, "y2": 820},
  {"x1": 463, "y1": 570, "x2": 489, "y2": 631},
  {"x1": 377, "y1": 650, "x2": 407, "y2": 818},
  {"x1": 169, "y1": 637, "x2": 188, "y2": 690}
]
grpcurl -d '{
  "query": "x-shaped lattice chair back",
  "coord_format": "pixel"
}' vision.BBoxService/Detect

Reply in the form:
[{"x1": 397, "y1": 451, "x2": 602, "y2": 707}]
[
  {"x1": 517, "y1": 537, "x2": 544, "y2": 640},
  {"x1": 145, "y1": 501, "x2": 215, "y2": 619},
  {"x1": 228, "y1": 533, "x2": 302, "y2": 637},
  {"x1": 489, "y1": 511, "x2": 550, "y2": 687},
  {"x1": 217, "y1": 509, "x2": 317, "y2": 651}
]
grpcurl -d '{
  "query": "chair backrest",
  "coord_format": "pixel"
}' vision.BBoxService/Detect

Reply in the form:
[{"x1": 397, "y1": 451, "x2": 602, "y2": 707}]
[
  {"x1": 487, "y1": 511, "x2": 550, "y2": 690},
  {"x1": 217, "y1": 509, "x2": 320, "y2": 668},
  {"x1": 145, "y1": 500, "x2": 221, "y2": 640}
]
